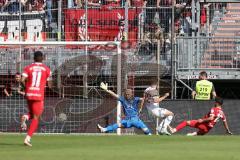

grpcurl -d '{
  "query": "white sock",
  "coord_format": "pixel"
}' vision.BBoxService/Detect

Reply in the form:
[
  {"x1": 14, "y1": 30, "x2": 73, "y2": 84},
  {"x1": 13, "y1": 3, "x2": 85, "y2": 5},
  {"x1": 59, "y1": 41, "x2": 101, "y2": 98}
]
[
  {"x1": 157, "y1": 115, "x2": 173, "y2": 132},
  {"x1": 157, "y1": 119, "x2": 165, "y2": 132},
  {"x1": 163, "y1": 115, "x2": 173, "y2": 129},
  {"x1": 187, "y1": 132, "x2": 197, "y2": 136},
  {"x1": 25, "y1": 135, "x2": 31, "y2": 142}
]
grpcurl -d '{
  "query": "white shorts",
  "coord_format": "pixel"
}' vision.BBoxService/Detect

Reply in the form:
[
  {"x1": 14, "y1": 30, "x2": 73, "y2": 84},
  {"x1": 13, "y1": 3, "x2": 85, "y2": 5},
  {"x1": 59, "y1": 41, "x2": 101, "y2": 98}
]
[{"x1": 146, "y1": 104, "x2": 167, "y2": 118}]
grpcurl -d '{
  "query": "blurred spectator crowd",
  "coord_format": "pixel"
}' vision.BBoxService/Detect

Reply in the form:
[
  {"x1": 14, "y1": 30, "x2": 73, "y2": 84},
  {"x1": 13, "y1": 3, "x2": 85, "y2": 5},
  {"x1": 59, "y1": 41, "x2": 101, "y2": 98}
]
[
  {"x1": 0, "y1": 0, "x2": 227, "y2": 47},
  {"x1": 0, "y1": 0, "x2": 51, "y2": 12},
  {"x1": 0, "y1": 0, "x2": 52, "y2": 26}
]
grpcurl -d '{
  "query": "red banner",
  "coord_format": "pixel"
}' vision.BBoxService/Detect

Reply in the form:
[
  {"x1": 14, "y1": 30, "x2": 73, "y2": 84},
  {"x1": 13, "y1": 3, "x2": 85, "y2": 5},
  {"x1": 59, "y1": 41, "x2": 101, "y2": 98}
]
[{"x1": 64, "y1": 8, "x2": 141, "y2": 49}]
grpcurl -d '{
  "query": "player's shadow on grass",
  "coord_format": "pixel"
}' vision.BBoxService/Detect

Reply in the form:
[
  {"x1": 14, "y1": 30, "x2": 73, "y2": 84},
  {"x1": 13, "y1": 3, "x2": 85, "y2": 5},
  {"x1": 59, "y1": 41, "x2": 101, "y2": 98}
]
[{"x1": 0, "y1": 142, "x2": 23, "y2": 146}]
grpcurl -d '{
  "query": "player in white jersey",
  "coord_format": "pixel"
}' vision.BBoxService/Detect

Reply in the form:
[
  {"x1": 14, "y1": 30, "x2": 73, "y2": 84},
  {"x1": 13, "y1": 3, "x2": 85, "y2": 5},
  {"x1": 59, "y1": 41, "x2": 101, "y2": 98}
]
[{"x1": 140, "y1": 81, "x2": 174, "y2": 135}]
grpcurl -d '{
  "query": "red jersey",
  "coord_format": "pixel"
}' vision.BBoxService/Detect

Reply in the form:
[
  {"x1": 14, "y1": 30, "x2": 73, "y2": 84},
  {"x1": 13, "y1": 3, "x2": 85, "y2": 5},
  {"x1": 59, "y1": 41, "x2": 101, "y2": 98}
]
[
  {"x1": 22, "y1": 62, "x2": 51, "y2": 101},
  {"x1": 203, "y1": 107, "x2": 226, "y2": 128}
]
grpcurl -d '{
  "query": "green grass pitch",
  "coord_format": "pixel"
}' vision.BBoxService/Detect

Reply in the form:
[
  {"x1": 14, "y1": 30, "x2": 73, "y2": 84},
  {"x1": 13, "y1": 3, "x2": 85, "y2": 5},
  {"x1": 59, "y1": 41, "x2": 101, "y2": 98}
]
[{"x1": 0, "y1": 134, "x2": 239, "y2": 160}]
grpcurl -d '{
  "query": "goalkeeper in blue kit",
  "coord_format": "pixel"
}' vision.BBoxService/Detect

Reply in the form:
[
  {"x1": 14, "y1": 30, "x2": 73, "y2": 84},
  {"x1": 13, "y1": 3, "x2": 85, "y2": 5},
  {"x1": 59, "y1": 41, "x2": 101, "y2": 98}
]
[{"x1": 97, "y1": 82, "x2": 151, "y2": 135}]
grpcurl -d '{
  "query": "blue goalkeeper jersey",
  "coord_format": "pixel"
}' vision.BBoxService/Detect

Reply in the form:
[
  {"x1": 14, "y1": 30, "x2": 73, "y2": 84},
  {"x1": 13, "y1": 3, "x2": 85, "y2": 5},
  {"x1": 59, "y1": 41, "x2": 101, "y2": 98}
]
[{"x1": 118, "y1": 96, "x2": 140, "y2": 119}]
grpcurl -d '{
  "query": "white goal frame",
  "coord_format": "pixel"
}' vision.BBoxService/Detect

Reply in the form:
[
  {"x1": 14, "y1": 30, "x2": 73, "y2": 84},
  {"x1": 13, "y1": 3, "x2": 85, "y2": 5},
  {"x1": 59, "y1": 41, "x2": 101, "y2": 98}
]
[{"x1": 0, "y1": 41, "x2": 123, "y2": 135}]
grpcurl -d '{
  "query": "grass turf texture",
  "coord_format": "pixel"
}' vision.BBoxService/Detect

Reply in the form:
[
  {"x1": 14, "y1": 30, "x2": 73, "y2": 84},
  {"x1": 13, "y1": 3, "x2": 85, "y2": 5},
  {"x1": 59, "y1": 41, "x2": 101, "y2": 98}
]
[{"x1": 0, "y1": 135, "x2": 239, "y2": 160}]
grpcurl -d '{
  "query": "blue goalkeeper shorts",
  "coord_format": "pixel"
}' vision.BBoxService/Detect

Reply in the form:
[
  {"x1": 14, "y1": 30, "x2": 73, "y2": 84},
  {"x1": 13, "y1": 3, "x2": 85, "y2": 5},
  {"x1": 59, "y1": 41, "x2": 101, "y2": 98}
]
[{"x1": 121, "y1": 117, "x2": 148, "y2": 129}]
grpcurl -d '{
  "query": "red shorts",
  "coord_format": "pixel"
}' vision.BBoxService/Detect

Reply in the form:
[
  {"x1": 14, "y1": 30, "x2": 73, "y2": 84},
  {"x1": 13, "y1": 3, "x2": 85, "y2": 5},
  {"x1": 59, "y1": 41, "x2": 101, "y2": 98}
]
[
  {"x1": 189, "y1": 120, "x2": 212, "y2": 135},
  {"x1": 27, "y1": 100, "x2": 44, "y2": 117}
]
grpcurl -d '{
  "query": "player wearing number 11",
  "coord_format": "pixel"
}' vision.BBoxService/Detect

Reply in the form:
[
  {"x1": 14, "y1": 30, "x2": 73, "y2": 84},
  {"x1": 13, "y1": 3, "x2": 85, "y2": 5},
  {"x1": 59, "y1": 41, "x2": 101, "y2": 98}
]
[{"x1": 20, "y1": 51, "x2": 52, "y2": 147}]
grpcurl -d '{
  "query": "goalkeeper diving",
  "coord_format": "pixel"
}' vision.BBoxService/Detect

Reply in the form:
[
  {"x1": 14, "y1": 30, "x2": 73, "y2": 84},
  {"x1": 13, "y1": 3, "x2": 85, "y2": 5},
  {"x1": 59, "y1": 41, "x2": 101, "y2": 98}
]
[{"x1": 97, "y1": 82, "x2": 151, "y2": 135}]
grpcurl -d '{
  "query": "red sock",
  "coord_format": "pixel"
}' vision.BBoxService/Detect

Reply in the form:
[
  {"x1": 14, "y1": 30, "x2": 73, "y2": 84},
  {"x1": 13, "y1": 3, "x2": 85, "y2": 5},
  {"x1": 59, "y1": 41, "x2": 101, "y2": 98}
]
[
  {"x1": 176, "y1": 121, "x2": 187, "y2": 131},
  {"x1": 27, "y1": 119, "x2": 39, "y2": 137}
]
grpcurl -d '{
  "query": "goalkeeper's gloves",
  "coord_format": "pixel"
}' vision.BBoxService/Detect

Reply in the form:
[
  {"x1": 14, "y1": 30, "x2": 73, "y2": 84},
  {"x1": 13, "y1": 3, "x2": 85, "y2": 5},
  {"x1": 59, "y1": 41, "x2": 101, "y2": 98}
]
[{"x1": 100, "y1": 82, "x2": 108, "y2": 91}]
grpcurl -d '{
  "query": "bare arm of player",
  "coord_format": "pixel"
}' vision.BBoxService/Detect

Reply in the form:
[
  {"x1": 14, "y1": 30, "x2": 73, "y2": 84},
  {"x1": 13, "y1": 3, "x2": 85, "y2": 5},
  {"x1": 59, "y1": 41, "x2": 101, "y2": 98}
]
[
  {"x1": 100, "y1": 82, "x2": 119, "y2": 99},
  {"x1": 191, "y1": 91, "x2": 196, "y2": 99},
  {"x1": 223, "y1": 120, "x2": 233, "y2": 135},
  {"x1": 153, "y1": 93, "x2": 169, "y2": 103},
  {"x1": 138, "y1": 95, "x2": 146, "y2": 114},
  {"x1": 47, "y1": 72, "x2": 53, "y2": 89},
  {"x1": 211, "y1": 85, "x2": 217, "y2": 99},
  {"x1": 212, "y1": 91, "x2": 217, "y2": 99}
]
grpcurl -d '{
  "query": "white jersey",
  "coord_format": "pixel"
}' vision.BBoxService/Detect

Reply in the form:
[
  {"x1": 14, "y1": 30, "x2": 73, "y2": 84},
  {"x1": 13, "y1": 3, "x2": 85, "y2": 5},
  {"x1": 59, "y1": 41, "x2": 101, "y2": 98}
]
[
  {"x1": 144, "y1": 87, "x2": 159, "y2": 110},
  {"x1": 144, "y1": 87, "x2": 168, "y2": 118}
]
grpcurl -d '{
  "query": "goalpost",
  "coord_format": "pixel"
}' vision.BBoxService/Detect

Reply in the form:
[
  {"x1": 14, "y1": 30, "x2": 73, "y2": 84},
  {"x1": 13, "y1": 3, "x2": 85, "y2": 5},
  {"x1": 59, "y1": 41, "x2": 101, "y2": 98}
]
[{"x1": 0, "y1": 41, "x2": 123, "y2": 135}]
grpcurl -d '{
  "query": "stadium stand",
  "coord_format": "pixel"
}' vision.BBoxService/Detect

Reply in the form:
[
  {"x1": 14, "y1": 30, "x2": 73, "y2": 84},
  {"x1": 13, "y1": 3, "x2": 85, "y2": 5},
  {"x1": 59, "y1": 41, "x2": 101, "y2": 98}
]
[{"x1": 201, "y1": 3, "x2": 240, "y2": 68}]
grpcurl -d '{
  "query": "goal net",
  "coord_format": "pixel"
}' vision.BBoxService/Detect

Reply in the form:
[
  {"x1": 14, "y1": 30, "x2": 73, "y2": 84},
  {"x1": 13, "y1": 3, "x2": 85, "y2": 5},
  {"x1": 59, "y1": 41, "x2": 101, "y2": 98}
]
[{"x1": 0, "y1": 41, "x2": 125, "y2": 134}]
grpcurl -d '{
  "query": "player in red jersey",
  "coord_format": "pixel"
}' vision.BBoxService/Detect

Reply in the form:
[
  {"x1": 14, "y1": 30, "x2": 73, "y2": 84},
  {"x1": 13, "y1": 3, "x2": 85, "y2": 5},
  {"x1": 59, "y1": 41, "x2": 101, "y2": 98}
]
[
  {"x1": 20, "y1": 51, "x2": 52, "y2": 146},
  {"x1": 169, "y1": 97, "x2": 232, "y2": 136}
]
